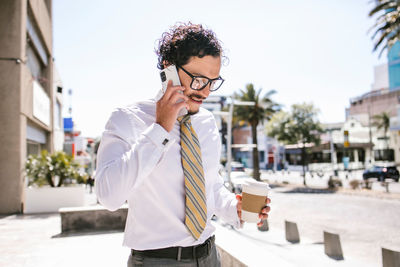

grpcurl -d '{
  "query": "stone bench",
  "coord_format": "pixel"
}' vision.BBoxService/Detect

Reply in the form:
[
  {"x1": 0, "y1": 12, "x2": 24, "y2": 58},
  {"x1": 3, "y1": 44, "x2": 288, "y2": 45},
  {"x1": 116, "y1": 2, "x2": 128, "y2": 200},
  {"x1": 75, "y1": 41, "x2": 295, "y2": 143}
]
[
  {"x1": 59, "y1": 205, "x2": 128, "y2": 233},
  {"x1": 59, "y1": 205, "x2": 249, "y2": 266}
]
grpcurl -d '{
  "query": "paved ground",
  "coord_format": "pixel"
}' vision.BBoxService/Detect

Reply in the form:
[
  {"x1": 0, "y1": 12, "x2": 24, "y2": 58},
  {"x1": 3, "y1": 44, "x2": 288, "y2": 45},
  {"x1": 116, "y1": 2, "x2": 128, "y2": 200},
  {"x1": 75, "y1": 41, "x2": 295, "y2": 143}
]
[
  {"x1": 1, "y1": 186, "x2": 399, "y2": 266},
  {"x1": 0, "y1": 211, "x2": 372, "y2": 267},
  {"x1": 0, "y1": 213, "x2": 129, "y2": 267},
  {"x1": 263, "y1": 185, "x2": 400, "y2": 266}
]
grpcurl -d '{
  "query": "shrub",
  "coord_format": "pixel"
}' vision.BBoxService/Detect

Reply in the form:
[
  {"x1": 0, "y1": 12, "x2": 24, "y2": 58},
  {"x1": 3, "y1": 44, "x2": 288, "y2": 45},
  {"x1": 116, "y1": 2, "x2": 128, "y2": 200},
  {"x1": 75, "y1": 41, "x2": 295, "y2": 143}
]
[
  {"x1": 25, "y1": 150, "x2": 86, "y2": 187},
  {"x1": 349, "y1": 179, "x2": 360, "y2": 190},
  {"x1": 328, "y1": 176, "x2": 343, "y2": 189}
]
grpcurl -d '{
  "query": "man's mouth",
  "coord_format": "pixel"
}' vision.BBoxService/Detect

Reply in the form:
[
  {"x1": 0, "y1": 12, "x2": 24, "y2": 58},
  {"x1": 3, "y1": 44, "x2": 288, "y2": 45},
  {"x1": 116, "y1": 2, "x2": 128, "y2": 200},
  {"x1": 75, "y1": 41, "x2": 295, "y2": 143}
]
[{"x1": 189, "y1": 95, "x2": 204, "y2": 104}]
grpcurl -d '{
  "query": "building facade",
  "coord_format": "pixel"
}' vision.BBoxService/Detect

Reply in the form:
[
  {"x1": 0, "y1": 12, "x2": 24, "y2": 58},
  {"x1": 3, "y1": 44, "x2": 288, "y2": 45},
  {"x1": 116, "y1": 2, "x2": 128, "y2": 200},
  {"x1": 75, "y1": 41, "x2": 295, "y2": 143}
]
[
  {"x1": 0, "y1": 0, "x2": 57, "y2": 214},
  {"x1": 347, "y1": 88, "x2": 400, "y2": 165},
  {"x1": 232, "y1": 125, "x2": 285, "y2": 170}
]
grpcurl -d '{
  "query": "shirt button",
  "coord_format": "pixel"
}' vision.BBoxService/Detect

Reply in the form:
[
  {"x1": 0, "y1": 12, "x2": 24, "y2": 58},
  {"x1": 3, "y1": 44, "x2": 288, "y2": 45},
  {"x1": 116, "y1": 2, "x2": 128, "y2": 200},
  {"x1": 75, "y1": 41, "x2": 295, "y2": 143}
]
[{"x1": 162, "y1": 139, "x2": 169, "y2": 145}]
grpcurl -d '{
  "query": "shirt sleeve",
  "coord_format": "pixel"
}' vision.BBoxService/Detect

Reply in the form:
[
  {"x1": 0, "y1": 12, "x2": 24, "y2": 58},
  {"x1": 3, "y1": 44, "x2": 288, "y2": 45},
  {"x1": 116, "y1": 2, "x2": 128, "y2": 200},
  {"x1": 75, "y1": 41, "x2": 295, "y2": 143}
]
[
  {"x1": 94, "y1": 108, "x2": 175, "y2": 211},
  {"x1": 213, "y1": 175, "x2": 241, "y2": 228}
]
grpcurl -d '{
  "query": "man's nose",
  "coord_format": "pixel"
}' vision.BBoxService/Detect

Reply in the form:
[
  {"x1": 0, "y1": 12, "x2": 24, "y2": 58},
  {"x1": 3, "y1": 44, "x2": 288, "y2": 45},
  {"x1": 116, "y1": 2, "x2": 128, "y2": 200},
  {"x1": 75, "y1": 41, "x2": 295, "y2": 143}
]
[{"x1": 201, "y1": 84, "x2": 211, "y2": 98}]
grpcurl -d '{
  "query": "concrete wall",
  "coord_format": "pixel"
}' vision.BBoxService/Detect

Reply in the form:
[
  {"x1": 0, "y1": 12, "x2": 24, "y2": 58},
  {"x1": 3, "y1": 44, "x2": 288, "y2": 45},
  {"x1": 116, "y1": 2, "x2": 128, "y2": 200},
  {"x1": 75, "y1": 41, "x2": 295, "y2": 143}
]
[
  {"x1": 0, "y1": 0, "x2": 53, "y2": 214},
  {"x1": 0, "y1": 0, "x2": 26, "y2": 214}
]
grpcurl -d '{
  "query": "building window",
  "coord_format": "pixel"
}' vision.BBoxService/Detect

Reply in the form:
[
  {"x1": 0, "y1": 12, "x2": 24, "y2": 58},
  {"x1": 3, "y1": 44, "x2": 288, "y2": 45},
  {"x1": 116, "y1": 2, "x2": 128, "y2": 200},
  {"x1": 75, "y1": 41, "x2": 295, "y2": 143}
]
[
  {"x1": 26, "y1": 8, "x2": 48, "y2": 66},
  {"x1": 26, "y1": 43, "x2": 43, "y2": 79},
  {"x1": 26, "y1": 6, "x2": 48, "y2": 90},
  {"x1": 54, "y1": 101, "x2": 62, "y2": 129},
  {"x1": 27, "y1": 141, "x2": 41, "y2": 156},
  {"x1": 259, "y1": 151, "x2": 265, "y2": 162},
  {"x1": 374, "y1": 149, "x2": 395, "y2": 161},
  {"x1": 357, "y1": 149, "x2": 366, "y2": 162}
]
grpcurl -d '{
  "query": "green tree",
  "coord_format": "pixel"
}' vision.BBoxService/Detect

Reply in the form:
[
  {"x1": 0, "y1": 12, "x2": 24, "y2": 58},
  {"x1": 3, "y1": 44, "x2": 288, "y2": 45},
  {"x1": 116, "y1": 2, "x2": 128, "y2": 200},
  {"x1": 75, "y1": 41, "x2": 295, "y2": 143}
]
[
  {"x1": 369, "y1": 0, "x2": 400, "y2": 55},
  {"x1": 266, "y1": 103, "x2": 323, "y2": 186},
  {"x1": 372, "y1": 111, "x2": 391, "y2": 149},
  {"x1": 233, "y1": 83, "x2": 279, "y2": 181}
]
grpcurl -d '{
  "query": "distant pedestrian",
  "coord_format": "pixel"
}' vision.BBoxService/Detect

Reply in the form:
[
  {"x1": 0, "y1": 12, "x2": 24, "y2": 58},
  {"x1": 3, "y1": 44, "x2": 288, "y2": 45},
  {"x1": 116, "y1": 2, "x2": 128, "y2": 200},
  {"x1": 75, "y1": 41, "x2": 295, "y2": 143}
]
[{"x1": 86, "y1": 175, "x2": 94, "y2": 194}]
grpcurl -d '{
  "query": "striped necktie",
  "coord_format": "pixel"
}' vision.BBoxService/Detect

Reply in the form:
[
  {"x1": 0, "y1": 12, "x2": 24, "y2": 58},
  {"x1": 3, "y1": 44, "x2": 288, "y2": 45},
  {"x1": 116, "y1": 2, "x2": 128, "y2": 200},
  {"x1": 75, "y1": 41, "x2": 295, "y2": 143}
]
[{"x1": 178, "y1": 115, "x2": 207, "y2": 240}]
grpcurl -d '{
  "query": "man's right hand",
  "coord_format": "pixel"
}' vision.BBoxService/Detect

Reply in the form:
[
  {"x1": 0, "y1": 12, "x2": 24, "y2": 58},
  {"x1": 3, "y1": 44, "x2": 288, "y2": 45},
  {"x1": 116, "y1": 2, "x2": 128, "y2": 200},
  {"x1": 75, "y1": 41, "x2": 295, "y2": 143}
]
[{"x1": 156, "y1": 80, "x2": 189, "y2": 132}]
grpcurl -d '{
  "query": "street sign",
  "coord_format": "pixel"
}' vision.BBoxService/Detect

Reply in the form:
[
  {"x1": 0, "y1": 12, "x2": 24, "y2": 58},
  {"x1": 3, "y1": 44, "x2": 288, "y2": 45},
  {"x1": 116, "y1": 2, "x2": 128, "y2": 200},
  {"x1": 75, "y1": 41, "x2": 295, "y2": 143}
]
[
  {"x1": 344, "y1": 141, "x2": 349, "y2": 148},
  {"x1": 344, "y1": 130, "x2": 349, "y2": 148}
]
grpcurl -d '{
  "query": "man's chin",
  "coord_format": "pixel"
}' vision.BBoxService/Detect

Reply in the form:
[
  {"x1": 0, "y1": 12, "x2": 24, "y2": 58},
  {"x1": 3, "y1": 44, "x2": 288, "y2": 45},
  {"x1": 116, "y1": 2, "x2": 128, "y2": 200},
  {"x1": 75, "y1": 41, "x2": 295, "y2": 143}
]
[
  {"x1": 188, "y1": 110, "x2": 199, "y2": 115},
  {"x1": 187, "y1": 106, "x2": 200, "y2": 115}
]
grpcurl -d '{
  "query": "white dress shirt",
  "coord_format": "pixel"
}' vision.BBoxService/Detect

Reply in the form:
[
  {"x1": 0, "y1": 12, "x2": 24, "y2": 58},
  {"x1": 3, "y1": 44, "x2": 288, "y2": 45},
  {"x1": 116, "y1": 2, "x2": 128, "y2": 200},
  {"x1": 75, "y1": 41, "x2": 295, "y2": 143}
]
[{"x1": 95, "y1": 99, "x2": 240, "y2": 250}]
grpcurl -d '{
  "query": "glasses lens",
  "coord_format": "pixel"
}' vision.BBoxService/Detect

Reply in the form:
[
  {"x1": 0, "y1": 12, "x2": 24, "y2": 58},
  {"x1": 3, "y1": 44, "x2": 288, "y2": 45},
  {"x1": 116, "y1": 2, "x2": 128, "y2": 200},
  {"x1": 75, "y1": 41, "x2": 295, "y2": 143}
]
[
  {"x1": 210, "y1": 79, "x2": 223, "y2": 91},
  {"x1": 190, "y1": 76, "x2": 224, "y2": 91},
  {"x1": 191, "y1": 77, "x2": 208, "y2": 90}
]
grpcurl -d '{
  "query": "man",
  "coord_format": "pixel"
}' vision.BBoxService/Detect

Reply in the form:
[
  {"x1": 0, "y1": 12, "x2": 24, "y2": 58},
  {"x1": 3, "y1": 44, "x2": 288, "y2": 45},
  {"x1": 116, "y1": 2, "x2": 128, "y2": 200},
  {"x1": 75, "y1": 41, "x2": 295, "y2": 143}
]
[{"x1": 95, "y1": 22, "x2": 271, "y2": 267}]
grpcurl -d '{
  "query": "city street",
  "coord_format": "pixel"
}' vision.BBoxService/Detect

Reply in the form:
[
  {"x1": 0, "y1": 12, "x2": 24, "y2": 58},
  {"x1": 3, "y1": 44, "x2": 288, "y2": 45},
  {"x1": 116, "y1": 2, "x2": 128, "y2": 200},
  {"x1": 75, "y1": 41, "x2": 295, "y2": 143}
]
[
  {"x1": 239, "y1": 184, "x2": 400, "y2": 266},
  {"x1": 261, "y1": 170, "x2": 400, "y2": 193}
]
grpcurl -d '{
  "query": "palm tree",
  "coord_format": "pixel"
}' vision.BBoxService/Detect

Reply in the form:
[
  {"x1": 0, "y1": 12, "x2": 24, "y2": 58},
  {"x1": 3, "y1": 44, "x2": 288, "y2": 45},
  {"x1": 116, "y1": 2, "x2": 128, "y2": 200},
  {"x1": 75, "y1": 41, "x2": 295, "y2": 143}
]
[
  {"x1": 233, "y1": 83, "x2": 279, "y2": 181},
  {"x1": 369, "y1": 0, "x2": 400, "y2": 55},
  {"x1": 372, "y1": 111, "x2": 391, "y2": 149}
]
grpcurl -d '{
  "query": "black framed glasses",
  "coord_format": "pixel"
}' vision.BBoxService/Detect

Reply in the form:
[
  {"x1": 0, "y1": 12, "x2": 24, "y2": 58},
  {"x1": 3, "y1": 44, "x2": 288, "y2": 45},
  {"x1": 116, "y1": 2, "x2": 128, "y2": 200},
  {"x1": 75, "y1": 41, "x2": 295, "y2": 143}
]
[{"x1": 177, "y1": 65, "x2": 224, "y2": 92}]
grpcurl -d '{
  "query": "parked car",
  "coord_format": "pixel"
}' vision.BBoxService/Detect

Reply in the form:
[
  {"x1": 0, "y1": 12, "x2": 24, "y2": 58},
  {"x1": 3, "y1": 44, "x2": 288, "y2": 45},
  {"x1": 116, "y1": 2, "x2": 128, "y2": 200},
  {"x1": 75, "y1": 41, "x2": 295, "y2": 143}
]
[
  {"x1": 223, "y1": 171, "x2": 256, "y2": 193},
  {"x1": 231, "y1": 161, "x2": 245, "y2": 172},
  {"x1": 362, "y1": 165, "x2": 399, "y2": 182},
  {"x1": 221, "y1": 161, "x2": 254, "y2": 192}
]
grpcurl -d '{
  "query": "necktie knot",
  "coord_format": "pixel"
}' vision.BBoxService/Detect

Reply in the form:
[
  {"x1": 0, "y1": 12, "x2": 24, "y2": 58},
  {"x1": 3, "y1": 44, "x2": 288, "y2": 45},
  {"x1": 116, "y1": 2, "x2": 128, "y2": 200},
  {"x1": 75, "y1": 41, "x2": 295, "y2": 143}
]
[{"x1": 178, "y1": 114, "x2": 191, "y2": 124}]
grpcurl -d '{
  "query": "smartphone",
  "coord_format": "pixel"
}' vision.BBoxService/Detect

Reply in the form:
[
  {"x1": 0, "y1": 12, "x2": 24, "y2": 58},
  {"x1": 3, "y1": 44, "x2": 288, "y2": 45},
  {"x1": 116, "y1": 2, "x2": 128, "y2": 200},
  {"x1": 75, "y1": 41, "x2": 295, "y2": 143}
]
[
  {"x1": 158, "y1": 65, "x2": 187, "y2": 116},
  {"x1": 160, "y1": 65, "x2": 181, "y2": 92}
]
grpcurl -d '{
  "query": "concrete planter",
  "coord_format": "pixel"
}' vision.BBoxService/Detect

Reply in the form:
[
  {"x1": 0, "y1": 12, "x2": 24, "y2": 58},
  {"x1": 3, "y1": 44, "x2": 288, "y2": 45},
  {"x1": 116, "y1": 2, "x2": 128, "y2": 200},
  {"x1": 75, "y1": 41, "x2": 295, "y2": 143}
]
[{"x1": 24, "y1": 185, "x2": 86, "y2": 214}]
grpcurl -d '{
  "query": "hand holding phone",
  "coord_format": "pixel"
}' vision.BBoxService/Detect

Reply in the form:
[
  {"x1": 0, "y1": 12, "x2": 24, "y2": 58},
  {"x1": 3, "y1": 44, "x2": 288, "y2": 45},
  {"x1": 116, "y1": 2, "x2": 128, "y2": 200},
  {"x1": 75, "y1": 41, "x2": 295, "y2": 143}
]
[
  {"x1": 158, "y1": 65, "x2": 187, "y2": 117},
  {"x1": 160, "y1": 65, "x2": 181, "y2": 93},
  {"x1": 155, "y1": 65, "x2": 189, "y2": 132}
]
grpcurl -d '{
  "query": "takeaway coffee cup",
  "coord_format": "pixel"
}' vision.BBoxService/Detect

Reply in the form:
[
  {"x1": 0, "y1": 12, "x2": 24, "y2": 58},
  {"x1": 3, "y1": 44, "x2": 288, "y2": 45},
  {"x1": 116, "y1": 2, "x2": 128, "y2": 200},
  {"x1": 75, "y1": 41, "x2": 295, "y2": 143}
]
[{"x1": 241, "y1": 180, "x2": 270, "y2": 223}]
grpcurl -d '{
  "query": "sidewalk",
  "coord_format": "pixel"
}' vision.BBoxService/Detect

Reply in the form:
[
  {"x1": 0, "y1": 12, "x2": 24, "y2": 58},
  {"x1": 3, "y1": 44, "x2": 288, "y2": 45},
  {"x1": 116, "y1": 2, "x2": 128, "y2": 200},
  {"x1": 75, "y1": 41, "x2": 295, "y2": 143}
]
[
  {"x1": 214, "y1": 221, "x2": 373, "y2": 267},
  {"x1": 0, "y1": 213, "x2": 129, "y2": 267},
  {"x1": 0, "y1": 211, "x2": 375, "y2": 267}
]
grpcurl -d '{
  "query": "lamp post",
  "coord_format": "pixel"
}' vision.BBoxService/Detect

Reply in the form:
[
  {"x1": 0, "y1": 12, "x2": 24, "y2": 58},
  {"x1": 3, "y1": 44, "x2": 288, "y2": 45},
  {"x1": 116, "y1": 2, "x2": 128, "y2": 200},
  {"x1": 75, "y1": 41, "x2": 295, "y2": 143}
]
[{"x1": 213, "y1": 97, "x2": 255, "y2": 187}]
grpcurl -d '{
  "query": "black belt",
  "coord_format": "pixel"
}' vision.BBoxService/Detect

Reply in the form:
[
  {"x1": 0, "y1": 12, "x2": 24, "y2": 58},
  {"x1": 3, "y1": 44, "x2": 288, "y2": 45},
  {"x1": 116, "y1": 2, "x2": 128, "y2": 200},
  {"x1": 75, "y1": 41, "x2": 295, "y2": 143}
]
[{"x1": 131, "y1": 236, "x2": 215, "y2": 261}]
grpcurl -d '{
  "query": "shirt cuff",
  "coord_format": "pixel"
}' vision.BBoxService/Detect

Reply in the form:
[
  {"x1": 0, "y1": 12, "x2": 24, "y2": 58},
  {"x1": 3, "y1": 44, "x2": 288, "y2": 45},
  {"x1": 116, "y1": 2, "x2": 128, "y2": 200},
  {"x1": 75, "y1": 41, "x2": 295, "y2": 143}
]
[
  {"x1": 228, "y1": 198, "x2": 241, "y2": 228},
  {"x1": 142, "y1": 123, "x2": 175, "y2": 150}
]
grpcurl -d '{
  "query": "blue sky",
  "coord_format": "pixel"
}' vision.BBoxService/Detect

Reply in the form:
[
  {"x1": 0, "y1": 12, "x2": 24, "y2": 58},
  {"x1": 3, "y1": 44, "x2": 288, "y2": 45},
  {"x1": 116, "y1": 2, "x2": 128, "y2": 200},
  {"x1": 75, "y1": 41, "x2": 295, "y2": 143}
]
[{"x1": 53, "y1": 0, "x2": 386, "y2": 137}]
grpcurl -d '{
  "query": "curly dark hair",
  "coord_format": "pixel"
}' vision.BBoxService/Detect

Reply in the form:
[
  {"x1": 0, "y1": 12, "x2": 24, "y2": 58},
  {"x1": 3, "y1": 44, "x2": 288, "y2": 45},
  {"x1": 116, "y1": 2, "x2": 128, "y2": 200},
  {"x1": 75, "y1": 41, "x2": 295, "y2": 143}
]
[{"x1": 156, "y1": 22, "x2": 223, "y2": 70}]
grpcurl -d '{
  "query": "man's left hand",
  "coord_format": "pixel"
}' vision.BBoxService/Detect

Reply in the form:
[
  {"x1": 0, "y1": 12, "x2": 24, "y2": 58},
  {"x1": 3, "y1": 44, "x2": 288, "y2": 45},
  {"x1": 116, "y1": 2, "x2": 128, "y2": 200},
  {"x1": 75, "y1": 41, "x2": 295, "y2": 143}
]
[{"x1": 236, "y1": 194, "x2": 271, "y2": 227}]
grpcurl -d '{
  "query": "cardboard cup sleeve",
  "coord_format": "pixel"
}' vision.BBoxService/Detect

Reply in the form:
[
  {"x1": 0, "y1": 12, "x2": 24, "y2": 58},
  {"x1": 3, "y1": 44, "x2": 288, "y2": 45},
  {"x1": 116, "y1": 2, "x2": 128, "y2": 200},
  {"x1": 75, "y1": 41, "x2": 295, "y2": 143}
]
[{"x1": 241, "y1": 180, "x2": 270, "y2": 223}]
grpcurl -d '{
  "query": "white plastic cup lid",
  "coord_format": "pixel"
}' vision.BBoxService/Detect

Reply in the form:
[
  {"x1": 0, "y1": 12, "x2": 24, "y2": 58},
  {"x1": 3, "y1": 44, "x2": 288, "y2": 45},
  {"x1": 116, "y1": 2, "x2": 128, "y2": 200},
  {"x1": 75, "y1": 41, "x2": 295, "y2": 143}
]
[{"x1": 242, "y1": 180, "x2": 270, "y2": 196}]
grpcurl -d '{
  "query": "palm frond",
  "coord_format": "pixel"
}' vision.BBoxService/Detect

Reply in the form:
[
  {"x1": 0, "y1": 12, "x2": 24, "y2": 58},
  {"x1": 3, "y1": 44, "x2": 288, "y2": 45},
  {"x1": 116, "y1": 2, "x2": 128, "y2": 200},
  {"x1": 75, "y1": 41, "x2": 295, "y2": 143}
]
[
  {"x1": 369, "y1": 1, "x2": 397, "y2": 17},
  {"x1": 369, "y1": 0, "x2": 400, "y2": 54},
  {"x1": 373, "y1": 27, "x2": 392, "y2": 51},
  {"x1": 371, "y1": 21, "x2": 394, "y2": 40}
]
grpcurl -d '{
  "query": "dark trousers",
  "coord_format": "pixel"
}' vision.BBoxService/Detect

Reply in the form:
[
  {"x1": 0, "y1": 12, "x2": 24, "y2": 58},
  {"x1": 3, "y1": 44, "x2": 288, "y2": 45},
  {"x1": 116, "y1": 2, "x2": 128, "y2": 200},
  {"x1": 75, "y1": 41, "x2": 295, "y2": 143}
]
[{"x1": 127, "y1": 240, "x2": 221, "y2": 267}]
